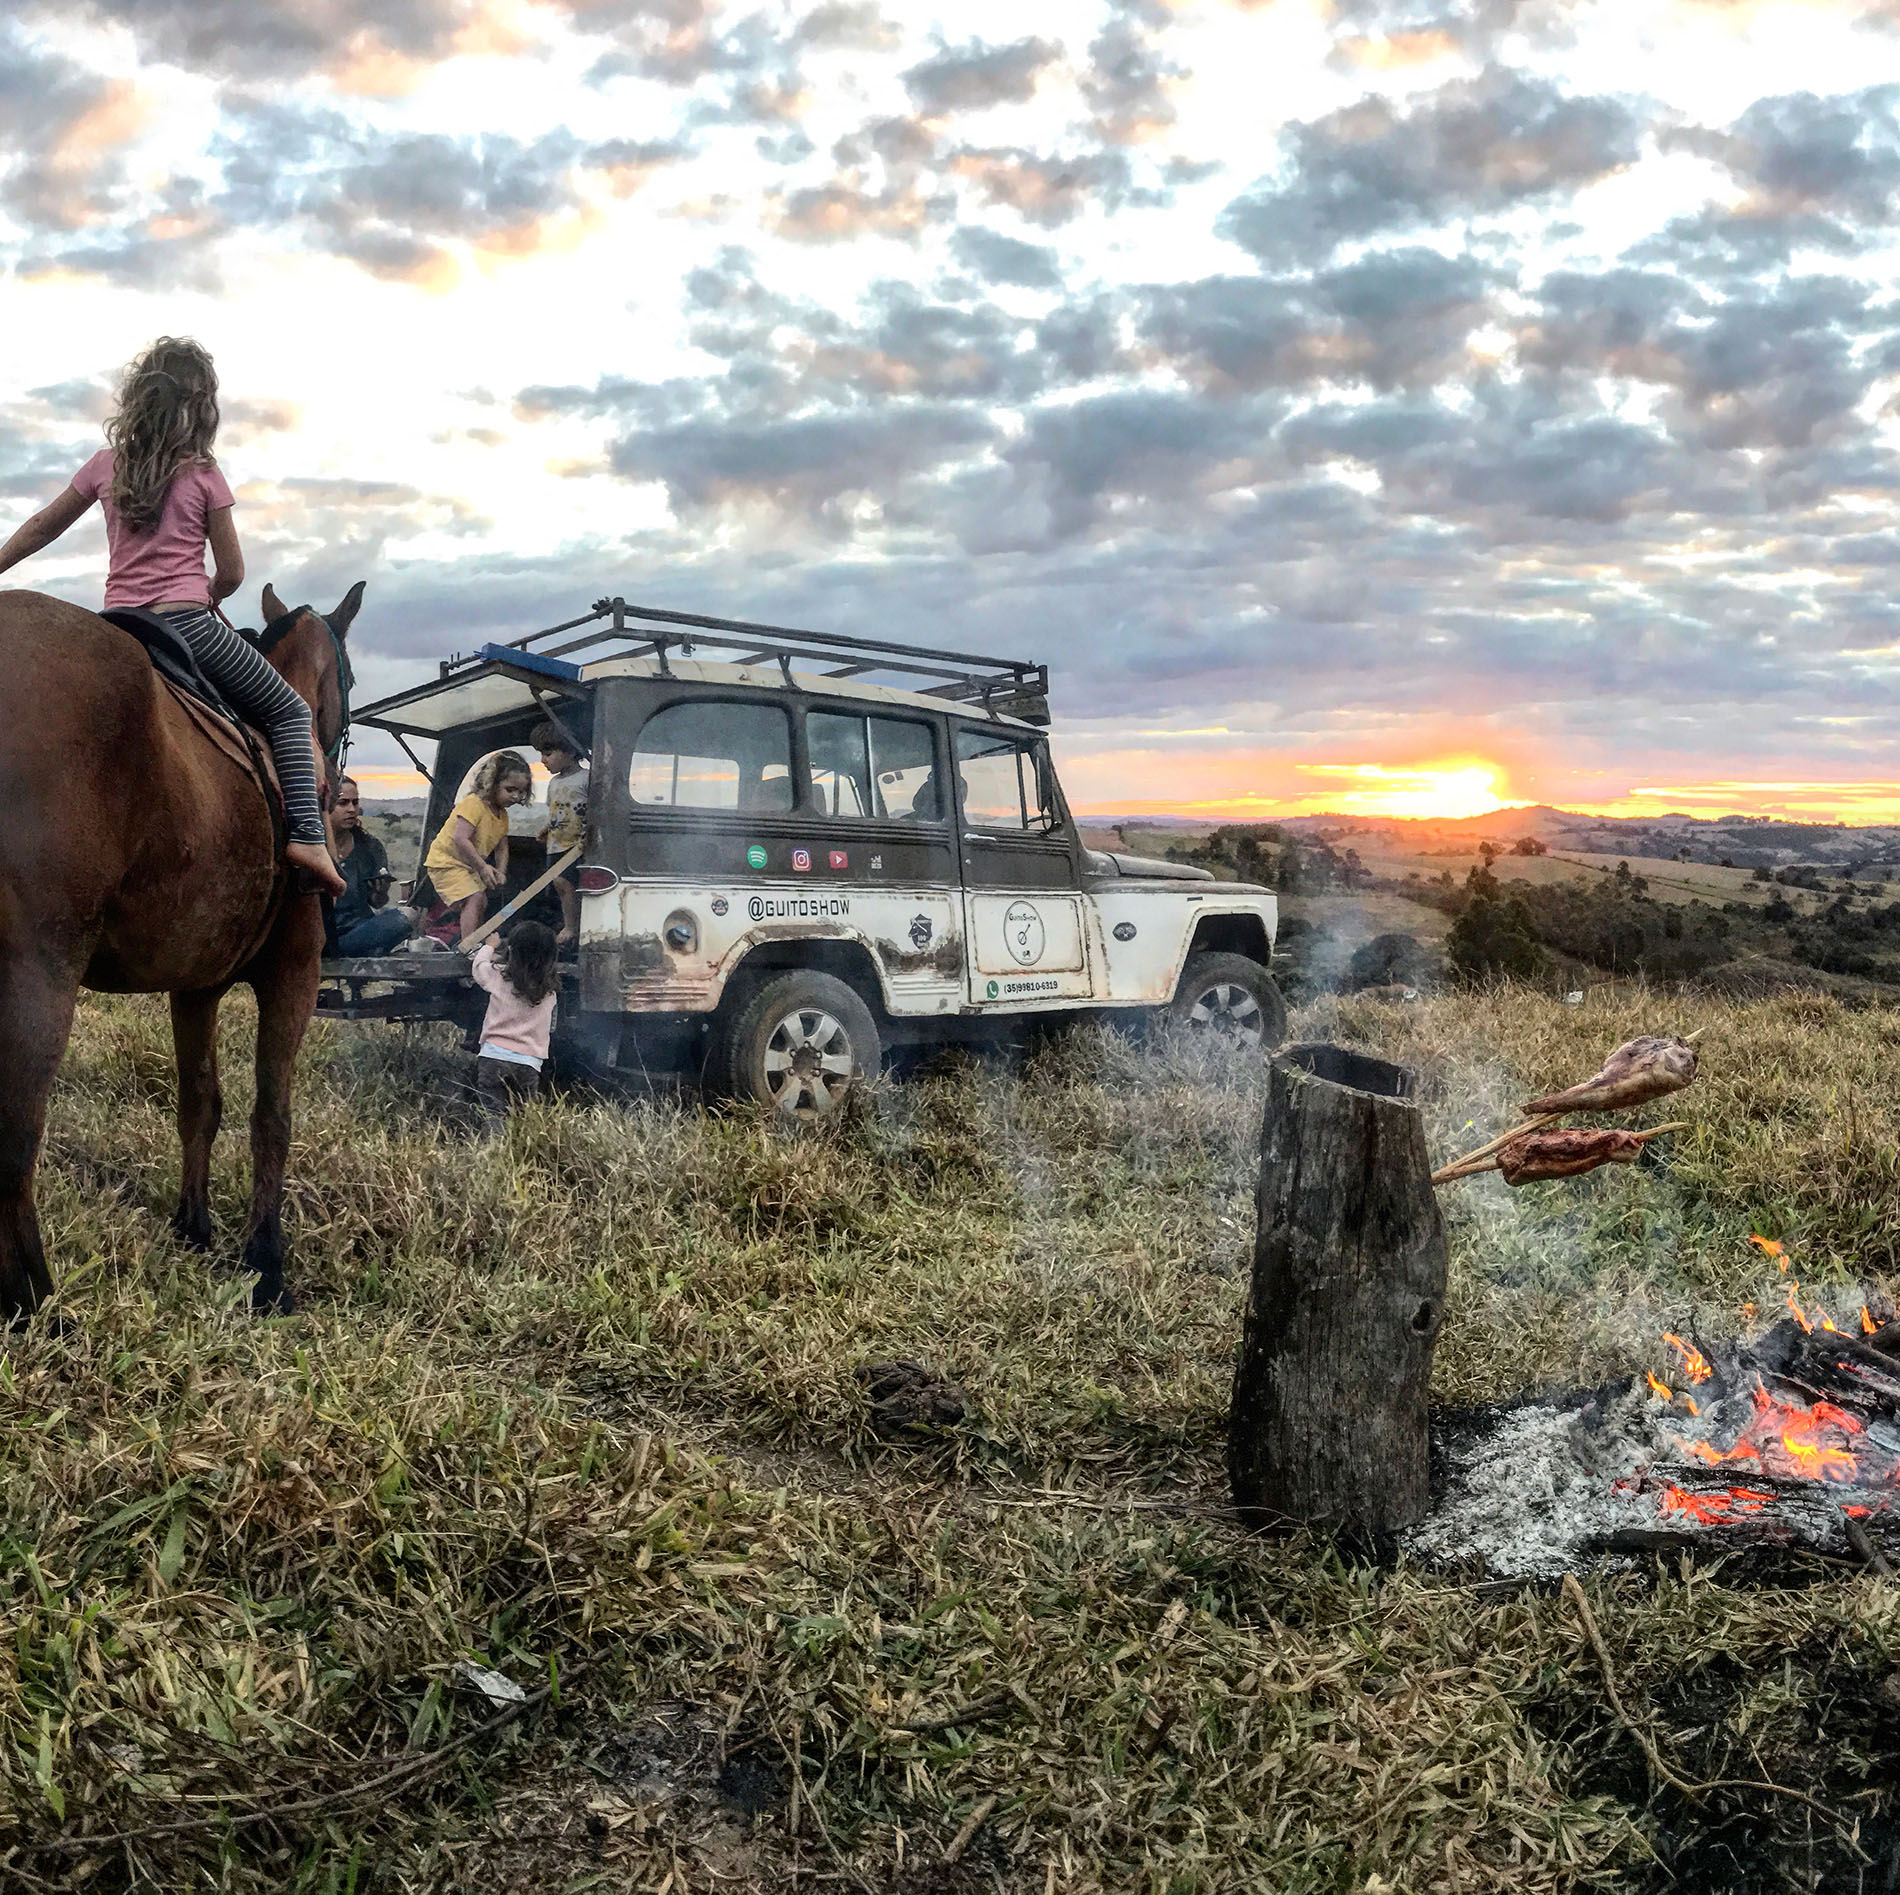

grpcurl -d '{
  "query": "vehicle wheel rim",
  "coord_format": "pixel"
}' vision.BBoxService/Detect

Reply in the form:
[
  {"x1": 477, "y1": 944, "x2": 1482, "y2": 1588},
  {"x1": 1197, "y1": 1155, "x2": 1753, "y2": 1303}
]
[
  {"x1": 1185, "y1": 982, "x2": 1264, "y2": 1047},
  {"x1": 760, "y1": 1006, "x2": 856, "y2": 1114}
]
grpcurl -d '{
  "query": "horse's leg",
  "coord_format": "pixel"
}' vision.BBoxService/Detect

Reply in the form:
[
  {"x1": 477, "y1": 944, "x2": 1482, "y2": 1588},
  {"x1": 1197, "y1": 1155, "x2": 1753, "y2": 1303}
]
[
  {"x1": 170, "y1": 988, "x2": 222, "y2": 1250},
  {"x1": 240, "y1": 929, "x2": 320, "y2": 1315},
  {"x1": 0, "y1": 958, "x2": 80, "y2": 1323}
]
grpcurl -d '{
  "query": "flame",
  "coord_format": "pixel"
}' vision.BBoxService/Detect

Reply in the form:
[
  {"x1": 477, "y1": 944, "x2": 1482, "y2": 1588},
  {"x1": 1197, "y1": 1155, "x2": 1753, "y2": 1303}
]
[
  {"x1": 1662, "y1": 1333, "x2": 1713, "y2": 1384},
  {"x1": 1787, "y1": 1283, "x2": 1813, "y2": 1333},
  {"x1": 1682, "y1": 1396, "x2": 1699, "y2": 1417},
  {"x1": 1750, "y1": 1235, "x2": 1787, "y2": 1268},
  {"x1": 1864, "y1": 1307, "x2": 1879, "y2": 1336},
  {"x1": 1646, "y1": 1371, "x2": 1673, "y2": 1401}
]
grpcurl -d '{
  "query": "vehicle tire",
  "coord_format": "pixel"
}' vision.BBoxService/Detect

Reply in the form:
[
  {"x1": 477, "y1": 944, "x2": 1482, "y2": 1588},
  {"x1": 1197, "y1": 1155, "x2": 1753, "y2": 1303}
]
[
  {"x1": 1167, "y1": 953, "x2": 1287, "y2": 1052},
  {"x1": 716, "y1": 969, "x2": 882, "y2": 1118}
]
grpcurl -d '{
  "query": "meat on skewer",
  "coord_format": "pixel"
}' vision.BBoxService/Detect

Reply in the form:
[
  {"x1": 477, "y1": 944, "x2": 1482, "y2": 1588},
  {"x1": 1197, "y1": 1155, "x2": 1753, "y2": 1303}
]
[
  {"x1": 1522, "y1": 1034, "x2": 1697, "y2": 1116},
  {"x1": 1497, "y1": 1125, "x2": 1656, "y2": 1185}
]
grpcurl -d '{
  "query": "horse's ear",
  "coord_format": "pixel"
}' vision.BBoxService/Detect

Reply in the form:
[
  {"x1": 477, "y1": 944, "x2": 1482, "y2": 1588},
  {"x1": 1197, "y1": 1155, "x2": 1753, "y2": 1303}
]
[
  {"x1": 331, "y1": 580, "x2": 366, "y2": 639},
  {"x1": 261, "y1": 583, "x2": 288, "y2": 624}
]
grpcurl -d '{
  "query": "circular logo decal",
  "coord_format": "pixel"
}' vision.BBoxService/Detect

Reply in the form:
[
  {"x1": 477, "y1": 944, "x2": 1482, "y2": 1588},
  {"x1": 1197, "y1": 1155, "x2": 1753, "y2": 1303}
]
[
  {"x1": 1113, "y1": 920, "x2": 1137, "y2": 942},
  {"x1": 745, "y1": 844, "x2": 768, "y2": 869},
  {"x1": 711, "y1": 896, "x2": 729, "y2": 917},
  {"x1": 1003, "y1": 900, "x2": 1045, "y2": 966},
  {"x1": 986, "y1": 979, "x2": 999, "y2": 998}
]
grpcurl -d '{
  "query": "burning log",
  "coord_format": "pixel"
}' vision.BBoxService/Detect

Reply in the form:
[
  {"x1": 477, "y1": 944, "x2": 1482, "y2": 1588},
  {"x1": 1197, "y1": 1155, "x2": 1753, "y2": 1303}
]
[
  {"x1": 1230, "y1": 1044, "x2": 1448, "y2": 1538},
  {"x1": 1521, "y1": 1033, "x2": 1698, "y2": 1116}
]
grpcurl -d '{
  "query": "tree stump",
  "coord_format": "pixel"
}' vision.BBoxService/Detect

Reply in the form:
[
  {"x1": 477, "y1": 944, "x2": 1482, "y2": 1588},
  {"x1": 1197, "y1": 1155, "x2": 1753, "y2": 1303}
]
[{"x1": 1229, "y1": 1042, "x2": 1448, "y2": 1538}]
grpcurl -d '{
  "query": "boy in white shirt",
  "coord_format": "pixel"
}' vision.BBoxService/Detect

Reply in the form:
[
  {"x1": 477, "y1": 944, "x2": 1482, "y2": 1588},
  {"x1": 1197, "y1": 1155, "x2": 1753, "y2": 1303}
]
[{"x1": 531, "y1": 720, "x2": 589, "y2": 944}]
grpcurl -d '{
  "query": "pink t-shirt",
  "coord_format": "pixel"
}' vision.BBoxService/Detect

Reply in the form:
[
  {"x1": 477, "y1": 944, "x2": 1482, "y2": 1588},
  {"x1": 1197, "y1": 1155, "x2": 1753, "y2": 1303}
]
[{"x1": 71, "y1": 448, "x2": 235, "y2": 609}]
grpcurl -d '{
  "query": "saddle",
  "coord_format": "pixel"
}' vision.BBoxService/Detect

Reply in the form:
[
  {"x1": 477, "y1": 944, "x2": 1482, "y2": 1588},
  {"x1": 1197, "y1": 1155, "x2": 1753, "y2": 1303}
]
[{"x1": 100, "y1": 607, "x2": 285, "y2": 845}]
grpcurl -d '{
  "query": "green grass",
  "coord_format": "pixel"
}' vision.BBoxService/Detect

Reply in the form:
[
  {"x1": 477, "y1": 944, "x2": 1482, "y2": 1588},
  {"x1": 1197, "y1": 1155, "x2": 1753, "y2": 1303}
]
[{"x1": 5, "y1": 986, "x2": 1900, "y2": 1890}]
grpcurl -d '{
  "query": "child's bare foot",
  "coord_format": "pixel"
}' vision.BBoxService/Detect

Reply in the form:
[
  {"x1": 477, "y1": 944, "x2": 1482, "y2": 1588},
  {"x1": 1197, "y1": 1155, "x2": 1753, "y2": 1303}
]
[{"x1": 287, "y1": 839, "x2": 346, "y2": 897}]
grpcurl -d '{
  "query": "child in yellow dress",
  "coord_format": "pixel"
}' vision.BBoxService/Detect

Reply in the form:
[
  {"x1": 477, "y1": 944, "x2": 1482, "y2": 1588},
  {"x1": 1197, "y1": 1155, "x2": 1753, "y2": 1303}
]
[{"x1": 423, "y1": 750, "x2": 533, "y2": 940}]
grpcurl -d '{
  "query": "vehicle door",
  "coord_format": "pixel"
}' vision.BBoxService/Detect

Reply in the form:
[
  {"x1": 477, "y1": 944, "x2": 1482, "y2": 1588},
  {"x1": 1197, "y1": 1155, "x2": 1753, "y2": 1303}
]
[
  {"x1": 805, "y1": 706, "x2": 961, "y2": 1015},
  {"x1": 954, "y1": 724, "x2": 1097, "y2": 1007}
]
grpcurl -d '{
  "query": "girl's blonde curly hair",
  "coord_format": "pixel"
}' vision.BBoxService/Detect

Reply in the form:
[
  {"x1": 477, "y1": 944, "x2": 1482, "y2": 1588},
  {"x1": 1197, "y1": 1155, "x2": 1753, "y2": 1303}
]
[
  {"x1": 473, "y1": 751, "x2": 532, "y2": 806},
  {"x1": 107, "y1": 337, "x2": 221, "y2": 536}
]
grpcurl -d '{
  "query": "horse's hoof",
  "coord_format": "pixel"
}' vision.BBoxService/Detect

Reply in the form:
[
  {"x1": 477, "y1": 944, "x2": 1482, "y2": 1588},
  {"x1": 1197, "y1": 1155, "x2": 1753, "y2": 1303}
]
[
  {"x1": 251, "y1": 1277, "x2": 297, "y2": 1317},
  {"x1": 171, "y1": 1211, "x2": 212, "y2": 1252}
]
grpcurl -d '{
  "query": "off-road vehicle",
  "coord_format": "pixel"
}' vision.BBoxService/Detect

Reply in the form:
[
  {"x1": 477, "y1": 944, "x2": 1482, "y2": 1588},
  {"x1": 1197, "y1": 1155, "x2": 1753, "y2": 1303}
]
[{"x1": 327, "y1": 599, "x2": 1283, "y2": 1114}]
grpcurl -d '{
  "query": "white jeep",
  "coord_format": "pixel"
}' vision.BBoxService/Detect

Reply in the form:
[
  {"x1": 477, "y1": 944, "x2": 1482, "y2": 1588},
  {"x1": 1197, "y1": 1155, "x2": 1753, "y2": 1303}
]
[{"x1": 341, "y1": 599, "x2": 1282, "y2": 1114}]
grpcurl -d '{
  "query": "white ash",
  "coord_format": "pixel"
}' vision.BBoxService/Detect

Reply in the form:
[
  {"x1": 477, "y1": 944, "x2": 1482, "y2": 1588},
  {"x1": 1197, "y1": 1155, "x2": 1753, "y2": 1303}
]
[{"x1": 1405, "y1": 1393, "x2": 1651, "y2": 1578}]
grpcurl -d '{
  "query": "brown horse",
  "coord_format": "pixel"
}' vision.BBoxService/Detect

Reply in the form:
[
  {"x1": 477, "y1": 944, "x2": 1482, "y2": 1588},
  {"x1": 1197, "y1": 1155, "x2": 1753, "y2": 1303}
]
[{"x1": 0, "y1": 580, "x2": 360, "y2": 1322}]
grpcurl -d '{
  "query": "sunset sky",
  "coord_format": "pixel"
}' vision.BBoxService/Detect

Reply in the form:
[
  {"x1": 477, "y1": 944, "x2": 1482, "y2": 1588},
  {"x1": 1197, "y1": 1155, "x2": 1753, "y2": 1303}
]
[{"x1": 7, "y1": 0, "x2": 1900, "y2": 821}]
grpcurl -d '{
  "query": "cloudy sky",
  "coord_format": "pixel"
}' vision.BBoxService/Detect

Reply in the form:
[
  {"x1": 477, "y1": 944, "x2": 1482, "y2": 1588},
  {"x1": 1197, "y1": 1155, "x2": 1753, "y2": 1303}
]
[{"x1": 6, "y1": 0, "x2": 1900, "y2": 821}]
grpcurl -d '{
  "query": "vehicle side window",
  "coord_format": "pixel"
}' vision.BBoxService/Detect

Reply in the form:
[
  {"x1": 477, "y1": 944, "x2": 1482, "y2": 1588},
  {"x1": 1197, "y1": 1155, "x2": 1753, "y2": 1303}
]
[
  {"x1": 807, "y1": 712, "x2": 871, "y2": 817},
  {"x1": 955, "y1": 727, "x2": 1055, "y2": 831},
  {"x1": 629, "y1": 700, "x2": 792, "y2": 811},
  {"x1": 869, "y1": 716, "x2": 939, "y2": 820},
  {"x1": 808, "y1": 712, "x2": 942, "y2": 821}
]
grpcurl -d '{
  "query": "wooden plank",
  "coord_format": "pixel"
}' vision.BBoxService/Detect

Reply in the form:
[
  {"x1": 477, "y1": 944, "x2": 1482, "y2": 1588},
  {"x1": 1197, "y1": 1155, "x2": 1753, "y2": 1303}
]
[{"x1": 458, "y1": 846, "x2": 582, "y2": 953}]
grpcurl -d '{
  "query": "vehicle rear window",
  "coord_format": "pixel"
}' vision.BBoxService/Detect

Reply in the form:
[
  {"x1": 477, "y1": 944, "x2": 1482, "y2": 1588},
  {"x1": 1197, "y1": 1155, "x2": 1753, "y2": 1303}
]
[
  {"x1": 629, "y1": 700, "x2": 792, "y2": 811},
  {"x1": 955, "y1": 726, "x2": 1055, "y2": 831},
  {"x1": 808, "y1": 712, "x2": 941, "y2": 820}
]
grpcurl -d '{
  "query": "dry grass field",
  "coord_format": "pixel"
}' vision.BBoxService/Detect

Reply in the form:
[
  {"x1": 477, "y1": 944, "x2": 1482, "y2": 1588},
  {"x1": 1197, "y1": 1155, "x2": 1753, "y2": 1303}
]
[{"x1": 5, "y1": 986, "x2": 1900, "y2": 1891}]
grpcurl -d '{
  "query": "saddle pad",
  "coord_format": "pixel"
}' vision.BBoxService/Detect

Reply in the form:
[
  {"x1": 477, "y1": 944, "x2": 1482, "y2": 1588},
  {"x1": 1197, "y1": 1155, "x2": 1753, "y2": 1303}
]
[
  {"x1": 162, "y1": 677, "x2": 283, "y2": 803},
  {"x1": 99, "y1": 607, "x2": 244, "y2": 724}
]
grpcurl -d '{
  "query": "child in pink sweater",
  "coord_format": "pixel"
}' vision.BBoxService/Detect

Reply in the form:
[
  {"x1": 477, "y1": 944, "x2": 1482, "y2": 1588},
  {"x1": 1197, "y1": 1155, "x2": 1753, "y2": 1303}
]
[{"x1": 469, "y1": 922, "x2": 557, "y2": 1123}]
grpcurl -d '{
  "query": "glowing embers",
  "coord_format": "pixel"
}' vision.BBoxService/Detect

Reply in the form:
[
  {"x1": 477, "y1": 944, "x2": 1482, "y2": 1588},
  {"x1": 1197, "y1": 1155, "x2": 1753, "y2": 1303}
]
[{"x1": 1657, "y1": 1483, "x2": 1775, "y2": 1526}]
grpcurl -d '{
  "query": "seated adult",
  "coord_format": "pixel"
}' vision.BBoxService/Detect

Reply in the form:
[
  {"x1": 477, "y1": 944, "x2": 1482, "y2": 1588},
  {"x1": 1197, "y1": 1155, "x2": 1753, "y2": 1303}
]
[{"x1": 324, "y1": 777, "x2": 412, "y2": 957}]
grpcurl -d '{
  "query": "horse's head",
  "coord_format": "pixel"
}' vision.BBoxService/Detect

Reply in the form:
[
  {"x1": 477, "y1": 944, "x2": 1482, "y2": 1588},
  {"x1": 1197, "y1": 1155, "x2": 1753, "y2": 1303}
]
[{"x1": 259, "y1": 581, "x2": 362, "y2": 795}]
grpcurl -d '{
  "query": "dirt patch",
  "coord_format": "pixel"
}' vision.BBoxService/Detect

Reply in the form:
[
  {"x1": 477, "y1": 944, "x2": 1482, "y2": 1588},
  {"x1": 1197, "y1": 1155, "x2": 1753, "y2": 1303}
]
[{"x1": 477, "y1": 1700, "x2": 792, "y2": 1891}]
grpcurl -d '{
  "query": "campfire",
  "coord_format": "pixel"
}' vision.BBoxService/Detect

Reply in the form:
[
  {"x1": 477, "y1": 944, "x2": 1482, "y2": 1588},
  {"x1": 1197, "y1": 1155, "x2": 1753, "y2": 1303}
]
[
  {"x1": 1410, "y1": 1280, "x2": 1900, "y2": 1578},
  {"x1": 1232, "y1": 1027, "x2": 1900, "y2": 1579}
]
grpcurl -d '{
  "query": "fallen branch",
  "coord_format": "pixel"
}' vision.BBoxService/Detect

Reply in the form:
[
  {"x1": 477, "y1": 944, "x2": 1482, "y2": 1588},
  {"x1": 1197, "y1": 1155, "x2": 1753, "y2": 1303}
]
[
  {"x1": 1563, "y1": 1574, "x2": 1866, "y2": 1853},
  {"x1": 1838, "y1": 1508, "x2": 1894, "y2": 1578},
  {"x1": 885, "y1": 1691, "x2": 1017, "y2": 1738},
  {"x1": 28, "y1": 1674, "x2": 556, "y2": 1855}
]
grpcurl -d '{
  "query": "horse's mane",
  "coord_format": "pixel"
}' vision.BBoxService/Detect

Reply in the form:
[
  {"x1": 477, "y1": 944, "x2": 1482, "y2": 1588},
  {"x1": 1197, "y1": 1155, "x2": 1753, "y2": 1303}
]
[{"x1": 255, "y1": 607, "x2": 309, "y2": 655}]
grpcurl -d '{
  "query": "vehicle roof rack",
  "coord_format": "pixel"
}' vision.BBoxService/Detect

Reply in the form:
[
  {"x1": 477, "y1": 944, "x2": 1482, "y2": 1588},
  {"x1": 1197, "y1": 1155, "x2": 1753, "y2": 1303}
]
[{"x1": 440, "y1": 597, "x2": 1051, "y2": 724}]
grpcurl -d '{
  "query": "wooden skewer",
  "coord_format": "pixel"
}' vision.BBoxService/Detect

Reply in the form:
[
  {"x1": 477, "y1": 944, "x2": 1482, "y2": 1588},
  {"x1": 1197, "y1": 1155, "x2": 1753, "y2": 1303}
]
[
  {"x1": 1434, "y1": 1121, "x2": 1690, "y2": 1184},
  {"x1": 1430, "y1": 1114, "x2": 1560, "y2": 1185}
]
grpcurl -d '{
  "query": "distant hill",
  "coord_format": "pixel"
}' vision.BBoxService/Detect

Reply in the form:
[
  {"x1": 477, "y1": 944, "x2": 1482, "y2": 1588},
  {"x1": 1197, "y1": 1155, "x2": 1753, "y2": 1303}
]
[{"x1": 1089, "y1": 807, "x2": 1900, "y2": 873}]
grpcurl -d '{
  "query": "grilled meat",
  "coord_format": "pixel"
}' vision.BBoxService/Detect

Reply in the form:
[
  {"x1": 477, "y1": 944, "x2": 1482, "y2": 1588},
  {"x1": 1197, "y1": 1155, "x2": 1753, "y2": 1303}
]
[{"x1": 1523, "y1": 1034, "x2": 1697, "y2": 1116}]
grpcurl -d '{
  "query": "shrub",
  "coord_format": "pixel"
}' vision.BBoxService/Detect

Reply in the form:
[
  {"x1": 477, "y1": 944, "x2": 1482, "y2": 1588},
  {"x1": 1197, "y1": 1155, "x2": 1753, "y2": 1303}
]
[{"x1": 1447, "y1": 891, "x2": 1545, "y2": 983}]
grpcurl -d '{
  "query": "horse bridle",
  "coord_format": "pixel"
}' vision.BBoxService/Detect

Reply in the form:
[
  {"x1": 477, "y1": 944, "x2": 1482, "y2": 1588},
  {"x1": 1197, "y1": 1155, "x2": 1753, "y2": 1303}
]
[{"x1": 258, "y1": 603, "x2": 354, "y2": 770}]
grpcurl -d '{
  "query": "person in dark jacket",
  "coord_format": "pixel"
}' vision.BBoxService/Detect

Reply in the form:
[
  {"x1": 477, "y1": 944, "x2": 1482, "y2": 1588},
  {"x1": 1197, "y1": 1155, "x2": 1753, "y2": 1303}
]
[{"x1": 324, "y1": 777, "x2": 411, "y2": 956}]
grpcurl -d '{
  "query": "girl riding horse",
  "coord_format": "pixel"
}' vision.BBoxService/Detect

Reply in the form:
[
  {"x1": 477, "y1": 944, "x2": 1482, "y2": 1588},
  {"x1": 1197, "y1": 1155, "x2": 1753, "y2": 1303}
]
[
  {"x1": 0, "y1": 337, "x2": 364, "y2": 1321},
  {"x1": 0, "y1": 337, "x2": 345, "y2": 897}
]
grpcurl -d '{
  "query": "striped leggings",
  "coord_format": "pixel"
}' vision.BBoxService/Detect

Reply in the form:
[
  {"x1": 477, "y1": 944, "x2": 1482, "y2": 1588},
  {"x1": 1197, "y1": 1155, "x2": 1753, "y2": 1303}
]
[{"x1": 158, "y1": 607, "x2": 327, "y2": 843}]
